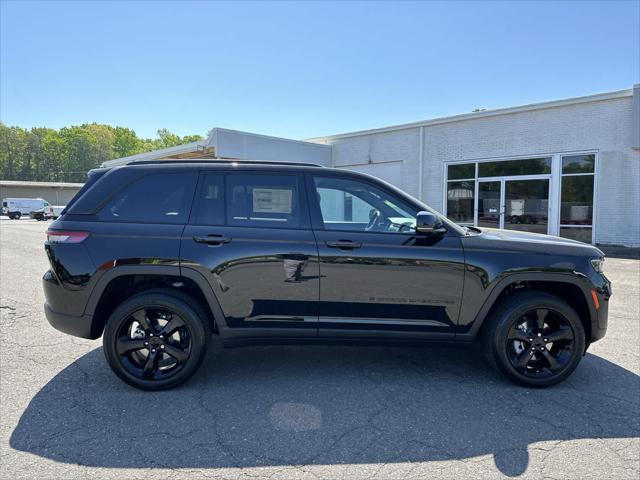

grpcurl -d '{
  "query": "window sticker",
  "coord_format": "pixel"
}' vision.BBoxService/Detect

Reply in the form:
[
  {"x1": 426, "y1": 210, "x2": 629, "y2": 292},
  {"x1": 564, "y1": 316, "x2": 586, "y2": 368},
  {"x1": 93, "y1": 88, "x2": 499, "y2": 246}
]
[{"x1": 252, "y1": 188, "x2": 293, "y2": 214}]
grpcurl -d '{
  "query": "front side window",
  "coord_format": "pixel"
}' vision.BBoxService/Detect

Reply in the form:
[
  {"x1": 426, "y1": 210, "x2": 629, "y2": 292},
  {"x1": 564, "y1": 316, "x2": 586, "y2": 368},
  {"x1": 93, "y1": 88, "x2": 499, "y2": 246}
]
[
  {"x1": 226, "y1": 174, "x2": 301, "y2": 228},
  {"x1": 98, "y1": 172, "x2": 195, "y2": 224},
  {"x1": 313, "y1": 176, "x2": 417, "y2": 233}
]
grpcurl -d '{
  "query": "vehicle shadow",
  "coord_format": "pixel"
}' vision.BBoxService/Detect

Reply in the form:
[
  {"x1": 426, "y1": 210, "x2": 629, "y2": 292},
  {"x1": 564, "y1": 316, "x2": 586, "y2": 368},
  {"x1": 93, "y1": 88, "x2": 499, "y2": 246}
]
[{"x1": 10, "y1": 343, "x2": 640, "y2": 476}]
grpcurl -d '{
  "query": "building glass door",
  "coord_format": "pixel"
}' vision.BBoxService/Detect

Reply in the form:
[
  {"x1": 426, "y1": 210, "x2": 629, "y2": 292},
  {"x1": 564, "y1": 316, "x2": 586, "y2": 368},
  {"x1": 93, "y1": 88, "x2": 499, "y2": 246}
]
[
  {"x1": 476, "y1": 178, "x2": 550, "y2": 233},
  {"x1": 503, "y1": 179, "x2": 549, "y2": 234},
  {"x1": 477, "y1": 181, "x2": 501, "y2": 228}
]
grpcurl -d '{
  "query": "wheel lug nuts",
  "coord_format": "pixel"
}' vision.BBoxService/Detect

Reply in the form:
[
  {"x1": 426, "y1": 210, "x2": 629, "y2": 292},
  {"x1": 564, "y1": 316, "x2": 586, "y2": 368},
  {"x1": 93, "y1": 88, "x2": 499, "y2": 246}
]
[
  {"x1": 528, "y1": 338, "x2": 533, "y2": 342},
  {"x1": 541, "y1": 347, "x2": 545, "y2": 351},
  {"x1": 537, "y1": 333, "x2": 542, "y2": 337},
  {"x1": 160, "y1": 345, "x2": 165, "y2": 349},
  {"x1": 150, "y1": 333, "x2": 154, "y2": 337},
  {"x1": 544, "y1": 339, "x2": 548, "y2": 342},
  {"x1": 151, "y1": 349, "x2": 156, "y2": 353},
  {"x1": 144, "y1": 341, "x2": 149, "y2": 346}
]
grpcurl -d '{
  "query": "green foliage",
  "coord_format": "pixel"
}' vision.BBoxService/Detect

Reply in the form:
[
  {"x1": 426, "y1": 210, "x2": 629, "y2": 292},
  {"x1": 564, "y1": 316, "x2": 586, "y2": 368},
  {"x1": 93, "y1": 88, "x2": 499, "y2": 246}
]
[{"x1": 0, "y1": 123, "x2": 203, "y2": 182}]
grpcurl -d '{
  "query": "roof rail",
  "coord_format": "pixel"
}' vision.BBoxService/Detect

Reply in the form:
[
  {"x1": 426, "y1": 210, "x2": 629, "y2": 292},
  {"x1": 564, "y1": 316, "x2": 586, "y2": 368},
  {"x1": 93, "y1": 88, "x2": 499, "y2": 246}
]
[{"x1": 126, "y1": 159, "x2": 324, "y2": 167}]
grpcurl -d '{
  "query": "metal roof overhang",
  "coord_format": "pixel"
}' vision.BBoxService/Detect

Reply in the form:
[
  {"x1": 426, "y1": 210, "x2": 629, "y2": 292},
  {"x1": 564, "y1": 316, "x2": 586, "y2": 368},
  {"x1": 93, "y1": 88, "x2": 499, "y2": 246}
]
[{"x1": 102, "y1": 128, "x2": 332, "y2": 167}]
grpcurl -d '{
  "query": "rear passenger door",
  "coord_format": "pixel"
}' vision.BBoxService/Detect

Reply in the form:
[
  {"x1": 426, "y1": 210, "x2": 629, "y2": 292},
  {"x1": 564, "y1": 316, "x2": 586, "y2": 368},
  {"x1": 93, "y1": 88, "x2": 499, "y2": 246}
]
[{"x1": 180, "y1": 170, "x2": 320, "y2": 340}]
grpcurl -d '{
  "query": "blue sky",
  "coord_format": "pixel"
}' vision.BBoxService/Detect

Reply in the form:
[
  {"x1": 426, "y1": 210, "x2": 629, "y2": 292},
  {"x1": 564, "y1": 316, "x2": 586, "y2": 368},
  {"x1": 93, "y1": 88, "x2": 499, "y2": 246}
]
[{"x1": 1, "y1": 0, "x2": 638, "y2": 140}]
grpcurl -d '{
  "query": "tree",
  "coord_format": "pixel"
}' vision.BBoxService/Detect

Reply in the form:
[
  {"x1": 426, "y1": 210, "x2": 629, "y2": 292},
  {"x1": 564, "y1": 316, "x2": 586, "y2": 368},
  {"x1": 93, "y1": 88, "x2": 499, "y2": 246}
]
[{"x1": 0, "y1": 123, "x2": 203, "y2": 182}]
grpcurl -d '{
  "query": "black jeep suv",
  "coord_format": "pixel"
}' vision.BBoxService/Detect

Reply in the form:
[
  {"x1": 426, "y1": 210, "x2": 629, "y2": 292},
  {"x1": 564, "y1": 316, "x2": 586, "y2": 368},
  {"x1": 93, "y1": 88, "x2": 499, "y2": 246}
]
[{"x1": 43, "y1": 160, "x2": 611, "y2": 390}]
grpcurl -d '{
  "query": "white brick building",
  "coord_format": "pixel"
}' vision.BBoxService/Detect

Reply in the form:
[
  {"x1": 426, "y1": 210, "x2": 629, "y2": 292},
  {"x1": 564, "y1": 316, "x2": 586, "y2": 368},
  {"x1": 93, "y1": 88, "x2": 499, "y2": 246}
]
[
  {"x1": 104, "y1": 86, "x2": 640, "y2": 247},
  {"x1": 308, "y1": 85, "x2": 640, "y2": 247}
]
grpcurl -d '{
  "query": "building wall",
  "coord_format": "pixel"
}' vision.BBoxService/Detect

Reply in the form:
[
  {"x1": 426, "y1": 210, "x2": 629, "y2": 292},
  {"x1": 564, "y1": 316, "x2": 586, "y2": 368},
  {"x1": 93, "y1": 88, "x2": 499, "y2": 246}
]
[
  {"x1": 421, "y1": 96, "x2": 639, "y2": 246},
  {"x1": 0, "y1": 185, "x2": 81, "y2": 206},
  {"x1": 331, "y1": 128, "x2": 421, "y2": 197},
  {"x1": 316, "y1": 93, "x2": 640, "y2": 247}
]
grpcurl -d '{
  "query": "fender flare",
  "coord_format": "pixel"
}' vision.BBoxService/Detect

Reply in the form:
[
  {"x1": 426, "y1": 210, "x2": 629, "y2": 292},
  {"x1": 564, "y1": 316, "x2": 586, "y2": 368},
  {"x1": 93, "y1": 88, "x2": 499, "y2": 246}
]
[
  {"x1": 457, "y1": 271, "x2": 596, "y2": 341},
  {"x1": 84, "y1": 264, "x2": 227, "y2": 336}
]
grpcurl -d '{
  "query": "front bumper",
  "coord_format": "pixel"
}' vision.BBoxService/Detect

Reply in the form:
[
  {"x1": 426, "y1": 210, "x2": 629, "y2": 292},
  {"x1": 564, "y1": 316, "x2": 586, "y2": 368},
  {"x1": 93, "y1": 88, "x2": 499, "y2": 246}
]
[
  {"x1": 44, "y1": 302, "x2": 95, "y2": 339},
  {"x1": 590, "y1": 275, "x2": 611, "y2": 343}
]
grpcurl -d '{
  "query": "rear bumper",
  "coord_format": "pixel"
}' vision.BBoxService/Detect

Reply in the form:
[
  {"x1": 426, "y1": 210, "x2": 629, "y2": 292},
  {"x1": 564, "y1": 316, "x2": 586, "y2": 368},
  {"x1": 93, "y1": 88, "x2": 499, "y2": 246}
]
[{"x1": 44, "y1": 302, "x2": 95, "y2": 339}]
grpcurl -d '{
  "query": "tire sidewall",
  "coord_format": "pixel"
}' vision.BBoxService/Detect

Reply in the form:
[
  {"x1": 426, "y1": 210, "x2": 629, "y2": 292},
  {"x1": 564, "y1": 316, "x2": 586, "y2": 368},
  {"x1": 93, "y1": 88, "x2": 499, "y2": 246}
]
[
  {"x1": 489, "y1": 294, "x2": 586, "y2": 388},
  {"x1": 103, "y1": 292, "x2": 209, "y2": 390}
]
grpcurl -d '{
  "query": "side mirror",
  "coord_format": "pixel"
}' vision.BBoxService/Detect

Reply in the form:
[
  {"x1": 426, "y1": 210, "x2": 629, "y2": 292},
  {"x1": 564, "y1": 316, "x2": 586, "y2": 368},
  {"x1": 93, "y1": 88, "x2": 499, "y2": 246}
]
[{"x1": 415, "y1": 211, "x2": 445, "y2": 235}]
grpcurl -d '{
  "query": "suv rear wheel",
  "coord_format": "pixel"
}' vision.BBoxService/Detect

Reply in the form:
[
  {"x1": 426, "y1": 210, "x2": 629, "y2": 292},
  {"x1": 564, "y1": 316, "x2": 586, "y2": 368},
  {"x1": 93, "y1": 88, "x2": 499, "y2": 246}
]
[
  {"x1": 103, "y1": 291, "x2": 209, "y2": 390},
  {"x1": 483, "y1": 292, "x2": 585, "y2": 388}
]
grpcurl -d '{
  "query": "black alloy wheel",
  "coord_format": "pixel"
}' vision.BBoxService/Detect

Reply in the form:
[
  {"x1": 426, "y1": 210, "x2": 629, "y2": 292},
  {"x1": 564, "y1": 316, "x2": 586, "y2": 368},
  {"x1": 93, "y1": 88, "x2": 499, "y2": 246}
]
[
  {"x1": 103, "y1": 291, "x2": 209, "y2": 390},
  {"x1": 115, "y1": 307, "x2": 191, "y2": 381},
  {"x1": 506, "y1": 308, "x2": 575, "y2": 379},
  {"x1": 484, "y1": 292, "x2": 585, "y2": 388}
]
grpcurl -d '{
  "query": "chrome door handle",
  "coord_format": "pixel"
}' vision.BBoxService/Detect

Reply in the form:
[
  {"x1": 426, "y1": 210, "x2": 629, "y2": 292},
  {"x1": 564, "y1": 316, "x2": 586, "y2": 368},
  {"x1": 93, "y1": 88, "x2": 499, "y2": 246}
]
[
  {"x1": 193, "y1": 235, "x2": 231, "y2": 245},
  {"x1": 325, "y1": 240, "x2": 362, "y2": 249}
]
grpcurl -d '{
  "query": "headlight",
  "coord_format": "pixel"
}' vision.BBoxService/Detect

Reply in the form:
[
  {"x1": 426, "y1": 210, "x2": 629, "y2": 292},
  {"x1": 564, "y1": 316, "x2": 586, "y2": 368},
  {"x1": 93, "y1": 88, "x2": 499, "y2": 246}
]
[{"x1": 590, "y1": 257, "x2": 605, "y2": 274}]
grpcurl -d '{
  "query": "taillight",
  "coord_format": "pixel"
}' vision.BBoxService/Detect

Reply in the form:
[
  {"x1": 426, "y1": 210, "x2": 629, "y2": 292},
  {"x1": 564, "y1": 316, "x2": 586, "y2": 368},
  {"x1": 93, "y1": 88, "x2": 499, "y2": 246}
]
[{"x1": 46, "y1": 230, "x2": 89, "y2": 244}]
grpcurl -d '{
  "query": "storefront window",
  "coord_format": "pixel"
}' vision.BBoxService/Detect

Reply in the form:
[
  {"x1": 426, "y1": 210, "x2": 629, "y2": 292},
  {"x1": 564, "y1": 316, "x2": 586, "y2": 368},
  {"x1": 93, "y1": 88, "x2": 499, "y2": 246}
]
[
  {"x1": 559, "y1": 154, "x2": 595, "y2": 244},
  {"x1": 560, "y1": 176, "x2": 594, "y2": 225},
  {"x1": 447, "y1": 181, "x2": 475, "y2": 223},
  {"x1": 447, "y1": 163, "x2": 475, "y2": 180},
  {"x1": 478, "y1": 157, "x2": 551, "y2": 177},
  {"x1": 560, "y1": 227, "x2": 593, "y2": 243},
  {"x1": 562, "y1": 154, "x2": 595, "y2": 174}
]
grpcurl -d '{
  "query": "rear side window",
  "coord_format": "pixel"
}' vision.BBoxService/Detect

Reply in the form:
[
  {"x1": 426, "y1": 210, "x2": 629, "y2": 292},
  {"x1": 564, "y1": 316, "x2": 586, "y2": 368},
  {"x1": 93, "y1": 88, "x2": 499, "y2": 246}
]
[
  {"x1": 98, "y1": 173, "x2": 195, "y2": 224},
  {"x1": 226, "y1": 174, "x2": 301, "y2": 228}
]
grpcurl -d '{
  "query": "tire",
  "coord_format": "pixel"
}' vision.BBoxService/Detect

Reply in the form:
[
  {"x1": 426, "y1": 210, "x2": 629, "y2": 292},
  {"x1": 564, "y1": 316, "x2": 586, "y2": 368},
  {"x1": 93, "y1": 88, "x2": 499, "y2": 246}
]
[
  {"x1": 103, "y1": 290, "x2": 209, "y2": 390},
  {"x1": 482, "y1": 292, "x2": 585, "y2": 388},
  {"x1": 14, "y1": 212, "x2": 21, "y2": 220}
]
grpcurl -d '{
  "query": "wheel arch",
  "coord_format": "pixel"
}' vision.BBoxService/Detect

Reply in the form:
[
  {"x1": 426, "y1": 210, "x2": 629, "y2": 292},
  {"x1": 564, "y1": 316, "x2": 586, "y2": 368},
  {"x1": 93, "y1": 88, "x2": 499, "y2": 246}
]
[
  {"x1": 460, "y1": 272, "x2": 596, "y2": 345},
  {"x1": 86, "y1": 265, "x2": 225, "y2": 339}
]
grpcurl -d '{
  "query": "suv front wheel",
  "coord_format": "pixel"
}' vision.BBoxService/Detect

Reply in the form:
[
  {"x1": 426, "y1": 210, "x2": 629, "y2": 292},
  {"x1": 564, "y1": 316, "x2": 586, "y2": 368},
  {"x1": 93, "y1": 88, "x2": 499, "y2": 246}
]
[
  {"x1": 103, "y1": 291, "x2": 209, "y2": 390},
  {"x1": 483, "y1": 292, "x2": 586, "y2": 388}
]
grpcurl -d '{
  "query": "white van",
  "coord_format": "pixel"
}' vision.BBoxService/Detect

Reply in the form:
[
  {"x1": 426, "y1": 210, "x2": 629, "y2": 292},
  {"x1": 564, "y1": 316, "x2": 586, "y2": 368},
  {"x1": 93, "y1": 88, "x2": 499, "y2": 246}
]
[
  {"x1": 1, "y1": 198, "x2": 51, "y2": 220},
  {"x1": 51, "y1": 205, "x2": 65, "y2": 219}
]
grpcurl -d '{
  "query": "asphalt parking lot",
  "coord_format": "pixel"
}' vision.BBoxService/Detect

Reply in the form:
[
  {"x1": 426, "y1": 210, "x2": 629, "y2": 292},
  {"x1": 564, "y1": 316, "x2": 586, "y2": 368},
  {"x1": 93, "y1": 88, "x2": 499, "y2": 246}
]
[{"x1": 0, "y1": 218, "x2": 638, "y2": 479}]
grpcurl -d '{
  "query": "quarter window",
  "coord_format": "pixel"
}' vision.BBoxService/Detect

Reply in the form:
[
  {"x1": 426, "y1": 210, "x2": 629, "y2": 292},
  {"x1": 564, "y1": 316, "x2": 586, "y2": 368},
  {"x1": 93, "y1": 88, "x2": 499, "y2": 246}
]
[
  {"x1": 226, "y1": 174, "x2": 301, "y2": 228},
  {"x1": 98, "y1": 172, "x2": 195, "y2": 224}
]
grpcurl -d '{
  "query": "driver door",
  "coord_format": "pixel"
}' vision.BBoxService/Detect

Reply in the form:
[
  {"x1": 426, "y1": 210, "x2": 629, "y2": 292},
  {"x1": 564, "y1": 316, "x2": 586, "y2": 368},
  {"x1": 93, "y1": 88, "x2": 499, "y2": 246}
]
[{"x1": 307, "y1": 173, "x2": 465, "y2": 341}]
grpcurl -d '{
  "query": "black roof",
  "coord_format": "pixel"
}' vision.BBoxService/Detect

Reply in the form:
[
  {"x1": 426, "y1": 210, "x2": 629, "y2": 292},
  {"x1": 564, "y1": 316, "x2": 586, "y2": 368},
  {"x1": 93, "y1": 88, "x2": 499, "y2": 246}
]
[{"x1": 127, "y1": 159, "x2": 324, "y2": 168}]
